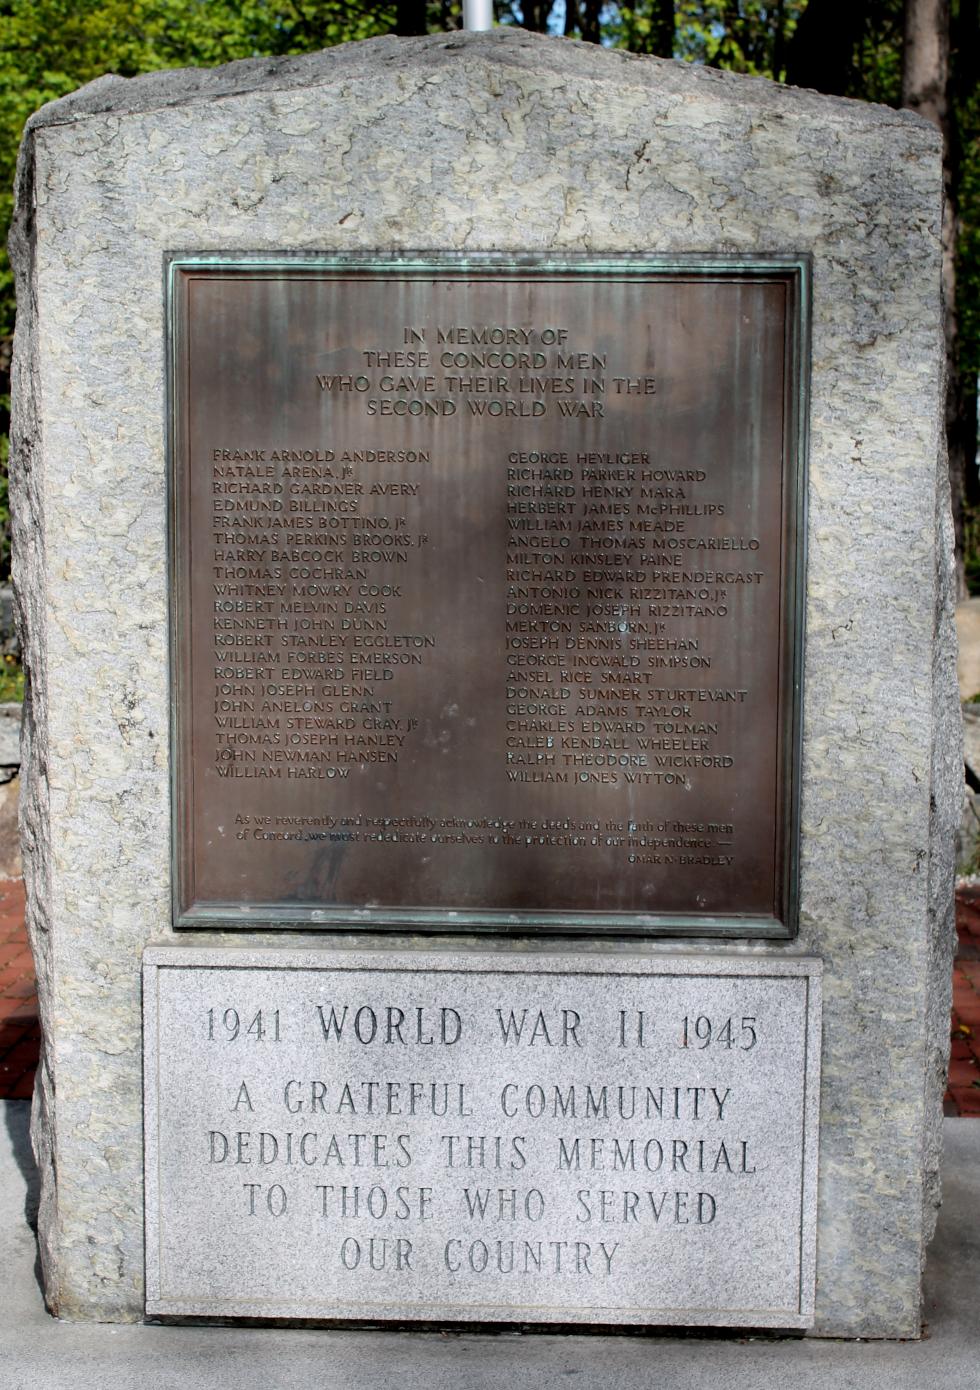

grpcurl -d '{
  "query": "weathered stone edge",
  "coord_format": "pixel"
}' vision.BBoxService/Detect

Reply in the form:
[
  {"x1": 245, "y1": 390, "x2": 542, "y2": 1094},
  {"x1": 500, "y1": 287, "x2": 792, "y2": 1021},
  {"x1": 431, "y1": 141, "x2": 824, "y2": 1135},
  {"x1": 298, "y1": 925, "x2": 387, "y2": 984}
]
[
  {"x1": 7, "y1": 120, "x2": 59, "y2": 1312},
  {"x1": 23, "y1": 30, "x2": 938, "y2": 145}
]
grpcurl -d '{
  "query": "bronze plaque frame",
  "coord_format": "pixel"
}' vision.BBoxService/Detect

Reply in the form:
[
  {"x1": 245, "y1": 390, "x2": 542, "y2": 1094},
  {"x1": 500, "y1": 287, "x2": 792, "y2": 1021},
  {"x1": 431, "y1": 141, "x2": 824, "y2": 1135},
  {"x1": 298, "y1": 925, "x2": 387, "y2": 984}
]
[{"x1": 168, "y1": 253, "x2": 808, "y2": 938}]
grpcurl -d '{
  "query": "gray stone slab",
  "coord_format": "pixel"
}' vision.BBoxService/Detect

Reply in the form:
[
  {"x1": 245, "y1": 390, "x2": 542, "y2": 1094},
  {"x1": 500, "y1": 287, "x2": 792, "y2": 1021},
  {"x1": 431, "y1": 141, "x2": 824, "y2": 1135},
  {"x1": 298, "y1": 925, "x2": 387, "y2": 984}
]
[
  {"x1": 143, "y1": 946, "x2": 821, "y2": 1327},
  {"x1": 8, "y1": 30, "x2": 958, "y2": 1335}
]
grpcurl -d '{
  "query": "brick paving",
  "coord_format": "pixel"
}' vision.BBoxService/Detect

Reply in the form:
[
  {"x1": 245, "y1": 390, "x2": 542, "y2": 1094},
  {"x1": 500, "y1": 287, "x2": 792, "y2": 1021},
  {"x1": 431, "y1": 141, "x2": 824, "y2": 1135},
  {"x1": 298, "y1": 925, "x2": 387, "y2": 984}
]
[
  {"x1": 0, "y1": 877, "x2": 36, "y2": 1100},
  {"x1": 948, "y1": 885, "x2": 980, "y2": 1116},
  {"x1": 0, "y1": 876, "x2": 978, "y2": 1112}
]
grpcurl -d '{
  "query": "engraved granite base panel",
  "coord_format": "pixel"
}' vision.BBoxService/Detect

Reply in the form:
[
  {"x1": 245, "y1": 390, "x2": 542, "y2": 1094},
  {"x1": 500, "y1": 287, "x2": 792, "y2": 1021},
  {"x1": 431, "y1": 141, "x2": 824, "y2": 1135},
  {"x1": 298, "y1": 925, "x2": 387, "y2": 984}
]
[{"x1": 143, "y1": 947, "x2": 821, "y2": 1327}]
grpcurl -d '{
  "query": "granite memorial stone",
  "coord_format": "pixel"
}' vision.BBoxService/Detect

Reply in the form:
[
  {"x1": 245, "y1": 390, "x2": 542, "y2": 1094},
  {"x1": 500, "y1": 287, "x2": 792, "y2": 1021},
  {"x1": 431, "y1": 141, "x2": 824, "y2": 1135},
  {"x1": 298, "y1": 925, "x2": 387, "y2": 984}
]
[{"x1": 9, "y1": 31, "x2": 958, "y2": 1337}]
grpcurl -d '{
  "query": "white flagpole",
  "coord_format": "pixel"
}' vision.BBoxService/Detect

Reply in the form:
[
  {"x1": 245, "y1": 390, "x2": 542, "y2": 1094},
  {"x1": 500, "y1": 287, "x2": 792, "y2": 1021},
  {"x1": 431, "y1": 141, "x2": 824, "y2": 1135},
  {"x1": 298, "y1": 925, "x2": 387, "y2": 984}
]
[{"x1": 462, "y1": 0, "x2": 493, "y2": 29}]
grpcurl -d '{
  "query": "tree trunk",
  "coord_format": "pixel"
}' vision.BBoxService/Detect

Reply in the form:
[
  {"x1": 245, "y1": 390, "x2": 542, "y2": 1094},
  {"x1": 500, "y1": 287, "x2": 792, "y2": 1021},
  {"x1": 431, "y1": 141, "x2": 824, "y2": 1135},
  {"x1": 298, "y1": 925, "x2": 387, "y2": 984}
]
[
  {"x1": 784, "y1": 0, "x2": 866, "y2": 96},
  {"x1": 772, "y1": 0, "x2": 786, "y2": 81},
  {"x1": 580, "y1": 0, "x2": 602, "y2": 42},
  {"x1": 520, "y1": 1, "x2": 554, "y2": 31},
  {"x1": 394, "y1": 1, "x2": 429, "y2": 34},
  {"x1": 650, "y1": 0, "x2": 675, "y2": 58}
]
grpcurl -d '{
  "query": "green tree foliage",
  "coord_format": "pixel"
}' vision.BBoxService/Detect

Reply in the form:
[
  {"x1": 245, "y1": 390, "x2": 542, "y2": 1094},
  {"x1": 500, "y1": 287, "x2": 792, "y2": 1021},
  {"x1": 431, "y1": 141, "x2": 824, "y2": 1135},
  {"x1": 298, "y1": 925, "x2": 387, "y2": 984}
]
[
  {"x1": 612, "y1": 0, "x2": 801, "y2": 75},
  {"x1": 0, "y1": 0, "x2": 403, "y2": 578}
]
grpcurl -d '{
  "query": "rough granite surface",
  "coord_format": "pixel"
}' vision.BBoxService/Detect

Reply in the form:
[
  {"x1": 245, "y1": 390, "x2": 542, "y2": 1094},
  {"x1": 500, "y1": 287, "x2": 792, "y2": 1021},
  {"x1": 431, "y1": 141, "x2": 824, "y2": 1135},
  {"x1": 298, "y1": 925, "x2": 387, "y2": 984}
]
[{"x1": 8, "y1": 31, "x2": 957, "y2": 1335}]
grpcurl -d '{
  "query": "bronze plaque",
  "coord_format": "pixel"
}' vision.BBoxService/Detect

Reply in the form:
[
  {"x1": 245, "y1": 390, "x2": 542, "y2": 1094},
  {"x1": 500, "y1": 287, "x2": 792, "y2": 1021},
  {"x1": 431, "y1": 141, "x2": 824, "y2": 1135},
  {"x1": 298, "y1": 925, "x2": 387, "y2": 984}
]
[{"x1": 170, "y1": 255, "x2": 807, "y2": 936}]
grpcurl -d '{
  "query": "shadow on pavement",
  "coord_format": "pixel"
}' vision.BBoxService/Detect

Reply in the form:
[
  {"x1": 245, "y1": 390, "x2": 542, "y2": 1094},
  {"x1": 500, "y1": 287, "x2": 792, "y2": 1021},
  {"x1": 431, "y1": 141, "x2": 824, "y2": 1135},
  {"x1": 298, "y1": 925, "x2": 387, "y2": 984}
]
[{"x1": 4, "y1": 1096, "x2": 44, "y2": 1300}]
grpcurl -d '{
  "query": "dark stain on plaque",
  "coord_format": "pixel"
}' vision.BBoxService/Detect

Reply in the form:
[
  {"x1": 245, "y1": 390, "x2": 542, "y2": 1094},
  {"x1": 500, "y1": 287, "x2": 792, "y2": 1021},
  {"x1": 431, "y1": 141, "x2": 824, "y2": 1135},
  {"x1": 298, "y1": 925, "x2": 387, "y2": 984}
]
[{"x1": 169, "y1": 256, "x2": 807, "y2": 936}]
